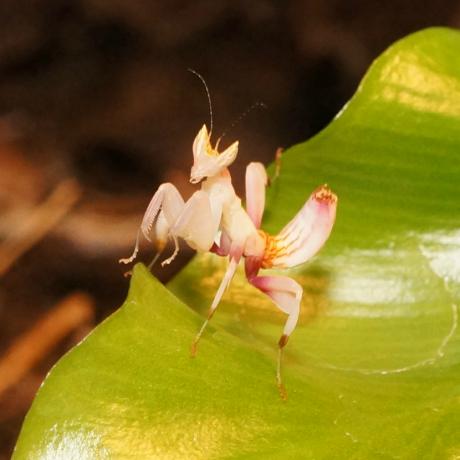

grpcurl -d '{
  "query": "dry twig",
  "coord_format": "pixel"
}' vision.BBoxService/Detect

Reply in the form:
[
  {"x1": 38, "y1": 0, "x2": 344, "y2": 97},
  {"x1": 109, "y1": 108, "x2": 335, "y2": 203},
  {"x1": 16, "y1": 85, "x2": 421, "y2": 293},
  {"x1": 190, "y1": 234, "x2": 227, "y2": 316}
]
[
  {"x1": 0, "y1": 179, "x2": 81, "y2": 277},
  {"x1": 0, "y1": 292, "x2": 94, "y2": 398}
]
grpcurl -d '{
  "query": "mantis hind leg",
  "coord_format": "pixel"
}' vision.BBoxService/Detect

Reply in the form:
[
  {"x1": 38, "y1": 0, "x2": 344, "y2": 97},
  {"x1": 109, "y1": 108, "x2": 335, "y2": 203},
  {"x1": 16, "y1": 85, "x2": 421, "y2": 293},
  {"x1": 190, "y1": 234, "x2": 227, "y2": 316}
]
[{"x1": 247, "y1": 272, "x2": 302, "y2": 399}]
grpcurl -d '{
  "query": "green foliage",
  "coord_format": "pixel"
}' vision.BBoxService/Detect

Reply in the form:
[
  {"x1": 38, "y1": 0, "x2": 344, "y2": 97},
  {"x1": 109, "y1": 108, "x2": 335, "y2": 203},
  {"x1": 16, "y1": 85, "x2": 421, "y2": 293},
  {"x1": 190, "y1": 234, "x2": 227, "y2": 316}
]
[{"x1": 14, "y1": 28, "x2": 460, "y2": 459}]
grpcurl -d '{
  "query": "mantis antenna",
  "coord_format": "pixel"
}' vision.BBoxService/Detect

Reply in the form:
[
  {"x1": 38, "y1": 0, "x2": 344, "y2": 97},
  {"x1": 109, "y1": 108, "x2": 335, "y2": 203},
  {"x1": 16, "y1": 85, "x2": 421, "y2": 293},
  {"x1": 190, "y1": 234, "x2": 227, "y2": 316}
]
[
  {"x1": 217, "y1": 101, "x2": 267, "y2": 146},
  {"x1": 188, "y1": 68, "x2": 214, "y2": 135}
]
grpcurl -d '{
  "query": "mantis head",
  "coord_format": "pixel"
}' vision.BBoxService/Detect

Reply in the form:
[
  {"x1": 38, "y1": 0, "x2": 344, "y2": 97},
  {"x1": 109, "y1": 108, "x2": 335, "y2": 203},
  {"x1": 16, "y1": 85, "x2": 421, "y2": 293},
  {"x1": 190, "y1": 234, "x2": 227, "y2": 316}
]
[{"x1": 190, "y1": 125, "x2": 239, "y2": 183}]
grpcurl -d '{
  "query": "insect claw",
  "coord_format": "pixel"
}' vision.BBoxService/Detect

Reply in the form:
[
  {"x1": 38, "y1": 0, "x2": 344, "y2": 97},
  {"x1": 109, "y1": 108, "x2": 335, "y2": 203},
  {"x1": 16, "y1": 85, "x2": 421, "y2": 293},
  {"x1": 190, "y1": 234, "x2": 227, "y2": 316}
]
[
  {"x1": 160, "y1": 254, "x2": 175, "y2": 267},
  {"x1": 161, "y1": 236, "x2": 179, "y2": 267},
  {"x1": 119, "y1": 255, "x2": 136, "y2": 265},
  {"x1": 190, "y1": 341, "x2": 198, "y2": 358},
  {"x1": 123, "y1": 269, "x2": 133, "y2": 278},
  {"x1": 119, "y1": 231, "x2": 140, "y2": 265}
]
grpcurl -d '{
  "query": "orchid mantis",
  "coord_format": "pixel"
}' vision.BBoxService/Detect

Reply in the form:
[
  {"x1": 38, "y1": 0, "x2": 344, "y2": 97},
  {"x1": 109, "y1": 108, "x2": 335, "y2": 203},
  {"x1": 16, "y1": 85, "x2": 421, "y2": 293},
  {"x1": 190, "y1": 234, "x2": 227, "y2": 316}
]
[{"x1": 120, "y1": 124, "x2": 337, "y2": 397}]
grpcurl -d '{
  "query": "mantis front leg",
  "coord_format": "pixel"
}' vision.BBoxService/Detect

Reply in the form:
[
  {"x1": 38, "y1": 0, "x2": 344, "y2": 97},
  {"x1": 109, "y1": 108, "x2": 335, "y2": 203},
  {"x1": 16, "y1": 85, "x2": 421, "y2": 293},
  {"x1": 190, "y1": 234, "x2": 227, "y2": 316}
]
[
  {"x1": 245, "y1": 162, "x2": 267, "y2": 229},
  {"x1": 165, "y1": 190, "x2": 222, "y2": 265},
  {"x1": 120, "y1": 184, "x2": 223, "y2": 268},
  {"x1": 119, "y1": 183, "x2": 185, "y2": 265}
]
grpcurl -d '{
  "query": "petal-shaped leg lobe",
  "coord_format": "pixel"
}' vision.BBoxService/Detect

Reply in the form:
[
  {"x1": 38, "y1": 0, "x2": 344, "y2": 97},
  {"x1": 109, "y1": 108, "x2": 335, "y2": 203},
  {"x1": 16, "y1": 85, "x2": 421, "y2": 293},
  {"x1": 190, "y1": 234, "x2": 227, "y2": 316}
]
[
  {"x1": 264, "y1": 185, "x2": 337, "y2": 269},
  {"x1": 249, "y1": 274, "x2": 302, "y2": 337}
]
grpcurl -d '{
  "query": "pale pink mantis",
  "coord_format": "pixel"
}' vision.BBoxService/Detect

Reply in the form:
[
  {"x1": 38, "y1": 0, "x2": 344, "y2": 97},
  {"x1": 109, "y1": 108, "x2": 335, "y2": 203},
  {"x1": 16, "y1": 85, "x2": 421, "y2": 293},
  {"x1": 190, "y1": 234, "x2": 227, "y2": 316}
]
[{"x1": 120, "y1": 79, "x2": 337, "y2": 397}]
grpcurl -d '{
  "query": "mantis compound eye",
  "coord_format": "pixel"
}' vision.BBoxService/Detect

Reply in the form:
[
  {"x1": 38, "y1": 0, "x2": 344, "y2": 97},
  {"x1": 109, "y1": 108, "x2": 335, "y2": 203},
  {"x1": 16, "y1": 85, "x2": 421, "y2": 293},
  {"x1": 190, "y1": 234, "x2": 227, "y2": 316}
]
[{"x1": 189, "y1": 168, "x2": 203, "y2": 184}]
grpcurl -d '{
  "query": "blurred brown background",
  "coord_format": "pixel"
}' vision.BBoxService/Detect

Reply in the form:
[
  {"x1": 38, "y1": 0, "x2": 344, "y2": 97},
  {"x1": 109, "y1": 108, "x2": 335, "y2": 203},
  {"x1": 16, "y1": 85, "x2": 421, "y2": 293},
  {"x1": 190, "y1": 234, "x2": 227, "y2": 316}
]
[{"x1": 1, "y1": 1, "x2": 459, "y2": 457}]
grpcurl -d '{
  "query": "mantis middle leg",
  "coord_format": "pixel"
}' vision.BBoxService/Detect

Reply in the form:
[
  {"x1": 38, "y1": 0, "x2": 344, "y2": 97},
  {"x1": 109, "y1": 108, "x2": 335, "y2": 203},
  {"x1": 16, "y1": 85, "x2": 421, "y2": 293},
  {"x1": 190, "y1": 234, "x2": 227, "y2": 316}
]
[{"x1": 191, "y1": 244, "x2": 243, "y2": 356}]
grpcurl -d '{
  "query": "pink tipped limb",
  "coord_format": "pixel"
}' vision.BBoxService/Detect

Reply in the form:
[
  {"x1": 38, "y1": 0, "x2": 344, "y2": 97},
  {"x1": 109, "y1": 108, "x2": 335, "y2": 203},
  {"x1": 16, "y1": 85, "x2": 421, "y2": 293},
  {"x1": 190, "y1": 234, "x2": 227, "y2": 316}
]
[{"x1": 261, "y1": 184, "x2": 337, "y2": 270}]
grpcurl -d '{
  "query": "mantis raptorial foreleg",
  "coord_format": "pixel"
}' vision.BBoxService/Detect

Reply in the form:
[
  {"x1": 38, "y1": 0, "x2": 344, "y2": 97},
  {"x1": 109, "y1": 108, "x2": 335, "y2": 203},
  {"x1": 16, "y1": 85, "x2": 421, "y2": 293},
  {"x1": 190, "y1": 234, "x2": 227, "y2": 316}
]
[
  {"x1": 245, "y1": 162, "x2": 267, "y2": 229},
  {"x1": 121, "y1": 183, "x2": 223, "y2": 268},
  {"x1": 119, "y1": 183, "x2": 184, "y2": 265}
]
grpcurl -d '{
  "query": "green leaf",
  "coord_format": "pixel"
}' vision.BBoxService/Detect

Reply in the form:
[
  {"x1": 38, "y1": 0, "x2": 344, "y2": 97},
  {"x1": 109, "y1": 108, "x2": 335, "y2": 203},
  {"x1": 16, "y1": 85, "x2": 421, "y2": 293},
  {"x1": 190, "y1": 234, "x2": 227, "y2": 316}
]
[{"x1": 14, "y1": 27, "x2": 460, "y2": 459}]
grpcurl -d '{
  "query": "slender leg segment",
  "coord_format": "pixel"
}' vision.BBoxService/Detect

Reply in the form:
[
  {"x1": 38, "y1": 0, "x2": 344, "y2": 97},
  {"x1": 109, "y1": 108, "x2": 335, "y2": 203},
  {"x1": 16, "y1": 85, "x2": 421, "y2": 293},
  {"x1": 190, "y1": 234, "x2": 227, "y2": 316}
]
[
  {"x1": 119, "y1": 229, "x2": 141, "y2": 265},
  {"x1": 273, "y1": 147, "x2": 283, "y2": 182},
  {"x1": 249, "y1": 275, "x2": 301, "y2": 338},
  {"x1": 191, "y1": 246, "x2": 242, "y2": 357},
  {"x1": 147, "y1": 249, "x2": 164, "y2": 270}
]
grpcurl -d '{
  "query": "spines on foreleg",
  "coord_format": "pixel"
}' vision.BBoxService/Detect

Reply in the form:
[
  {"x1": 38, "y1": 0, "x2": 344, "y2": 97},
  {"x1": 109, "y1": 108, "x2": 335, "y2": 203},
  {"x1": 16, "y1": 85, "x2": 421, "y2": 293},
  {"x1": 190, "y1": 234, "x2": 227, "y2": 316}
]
[{"x1": 119, "y1": 183, "x2": 185, "y2": 265}]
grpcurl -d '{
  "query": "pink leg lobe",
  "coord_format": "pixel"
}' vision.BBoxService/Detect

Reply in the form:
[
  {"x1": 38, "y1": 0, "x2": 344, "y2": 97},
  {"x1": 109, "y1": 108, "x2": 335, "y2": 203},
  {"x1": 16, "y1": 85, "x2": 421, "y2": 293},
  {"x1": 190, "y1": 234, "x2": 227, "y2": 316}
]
[{"x1": 246, "y1": 258, "x2": 302, "y2": 399}]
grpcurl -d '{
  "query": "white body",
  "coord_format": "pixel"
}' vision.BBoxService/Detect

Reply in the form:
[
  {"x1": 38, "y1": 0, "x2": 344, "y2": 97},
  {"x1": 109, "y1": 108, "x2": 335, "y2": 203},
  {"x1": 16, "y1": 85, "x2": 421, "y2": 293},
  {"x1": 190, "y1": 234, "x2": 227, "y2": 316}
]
[{"x1": 201, "y1": 170, "x2": 265, "y2": 258}]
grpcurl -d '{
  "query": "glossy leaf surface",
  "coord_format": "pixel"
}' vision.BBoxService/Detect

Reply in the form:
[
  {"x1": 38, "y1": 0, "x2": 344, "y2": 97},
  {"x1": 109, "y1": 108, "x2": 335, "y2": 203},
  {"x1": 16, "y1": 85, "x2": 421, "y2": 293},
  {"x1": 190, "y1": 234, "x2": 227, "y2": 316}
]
[{"x1": 14, "y1": 28, "x2": 460, "y2": 459}]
